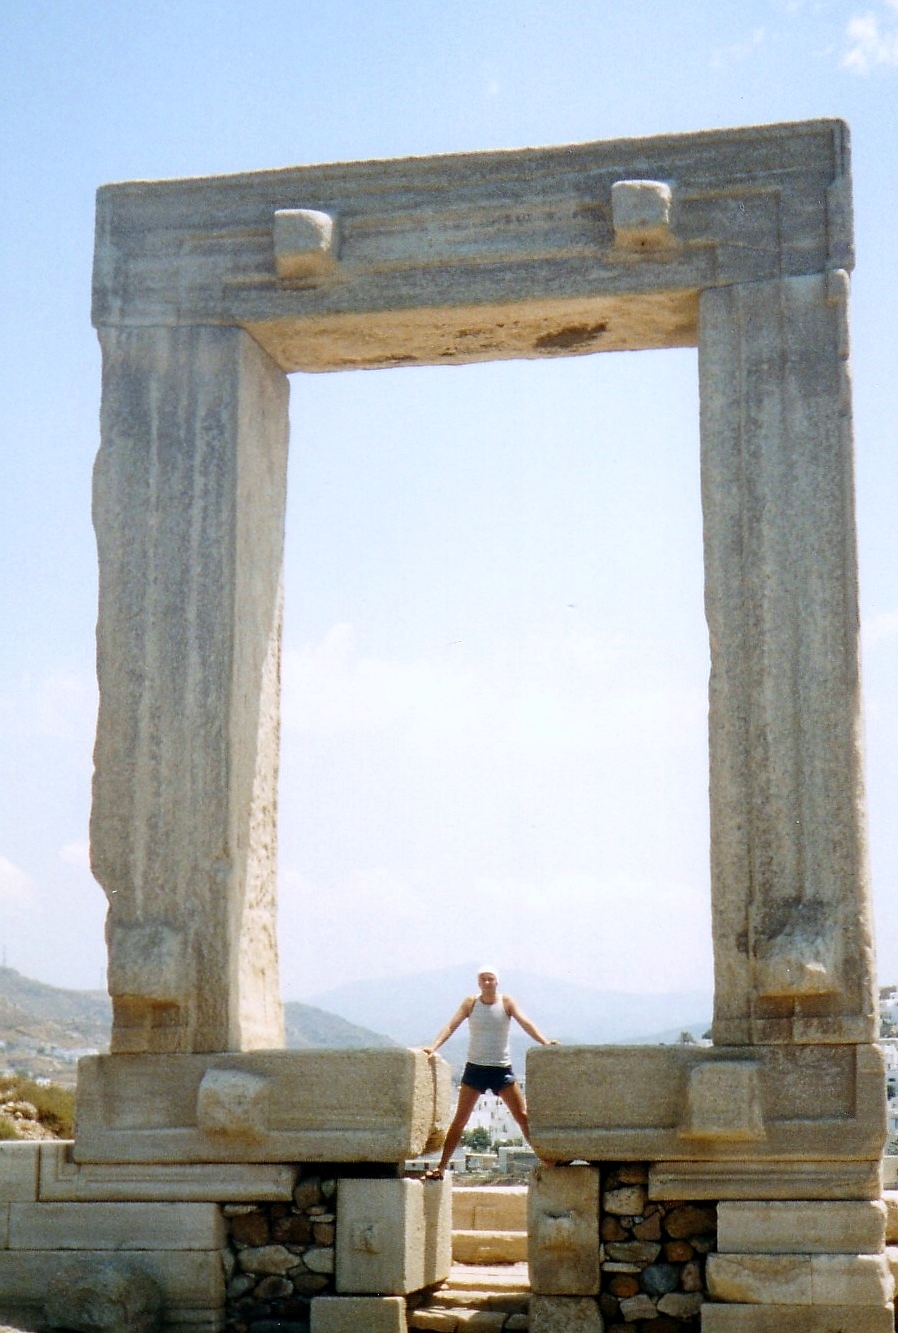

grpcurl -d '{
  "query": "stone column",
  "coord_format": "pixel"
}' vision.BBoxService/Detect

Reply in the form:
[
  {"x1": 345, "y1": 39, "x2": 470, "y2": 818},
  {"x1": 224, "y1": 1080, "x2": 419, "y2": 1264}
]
[
  {"x1": 91, "y1": 325, "x2": 289, "y2": 1054},
  {"x1": 699, "y1": 271, "x2": 876, "y2": 1046}
]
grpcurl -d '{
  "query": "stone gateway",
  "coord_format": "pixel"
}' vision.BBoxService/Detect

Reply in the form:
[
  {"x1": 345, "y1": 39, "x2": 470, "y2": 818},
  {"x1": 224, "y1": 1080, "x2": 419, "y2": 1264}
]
[{"x1": 0, "y1": 120, "x2": 888, "y2": 1332}]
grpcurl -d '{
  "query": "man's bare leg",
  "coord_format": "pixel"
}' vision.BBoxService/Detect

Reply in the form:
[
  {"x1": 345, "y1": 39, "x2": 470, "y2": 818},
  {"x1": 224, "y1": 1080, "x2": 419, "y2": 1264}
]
[{"x1": 431, "y1": 1083, "x2": 481, "y2": 1177}]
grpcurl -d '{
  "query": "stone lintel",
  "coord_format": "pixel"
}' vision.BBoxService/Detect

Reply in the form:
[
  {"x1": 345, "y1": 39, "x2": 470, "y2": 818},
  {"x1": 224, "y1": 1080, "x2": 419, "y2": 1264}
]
[
  {"x1": 526, "y1": 1044, "x2": 885, "y2": 1164},
  {"x1": 92, "y1": 120, "x2": 851, "y2": 372},
  {"x1": 73, "y1": 1050, "x2": 449, "y2": 1165},
  {"x1": 648, "y1": 1159, "x2": 883, "y2": 1202}
]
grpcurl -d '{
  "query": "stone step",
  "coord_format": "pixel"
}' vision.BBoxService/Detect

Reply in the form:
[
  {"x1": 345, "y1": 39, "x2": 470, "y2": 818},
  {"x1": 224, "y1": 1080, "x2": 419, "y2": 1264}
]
[
  {"x1": 409, "y1": 1263, "x2": 530, "y2": 1332},
  {"x1": 452, "y1": 1228, "x2": 528, "y2": 1265},
  {"x1": 409, "y1": 1310, "x2": 527, "y2": 1330},
  {"x1": 429, "y1": 1287, "x2": 529, "y2": 1314},
  {"x1": 444, "y1": 1263, "x2": 530, "y2": 1292}
]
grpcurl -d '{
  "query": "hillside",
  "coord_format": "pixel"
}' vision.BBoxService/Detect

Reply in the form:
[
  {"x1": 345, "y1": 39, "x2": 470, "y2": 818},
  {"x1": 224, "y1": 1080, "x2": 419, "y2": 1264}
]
[{"x1": 0, "y1": 968, "x2": 395, "y2": 1084}]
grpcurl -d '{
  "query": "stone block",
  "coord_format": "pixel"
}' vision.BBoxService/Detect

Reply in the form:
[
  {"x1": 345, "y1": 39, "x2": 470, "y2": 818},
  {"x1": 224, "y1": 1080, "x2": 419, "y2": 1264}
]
[
  {"x1": 0, "y1": 1249, "x2": 226, "y2": 1312},
  {"x1": 883, "y1": 1188, "x2": 898, "y2": 1241},
  {"x1": 679, "y1": 1061, "x2": 764, "y2": 1141},
  {"x1": 44, "y1": 1257, "x2": 162, "y2": 1333},
  {"x1": 336, "y1": 1178, "x2": 425, "y2": 1295},
  {"x1": 422, "y1": 1176, "x2": 452, "y2": 1287},
  {"x1": 526, "y1": 1044, "x2": 885, "y2": 1163},
  {"x1": 528, "y1": 1163, "x2": 600, "y2": 1296},
  {"x1": 273, "y1": 209, "x2": 341, "y2": 280},
  {"x1": 452, "y1": 1229, "x2": 527, "y2": 1264},
  {"x1": 38, "y1": 1141, "x2": 296, "y2": 1202},
  {"x1": 811, "y1": 1252, "x2": 894, "y2": 1305},
  {"x1": 7, "y1": 1201, "x2": 225, "y2": 1251},
  {"x1": 195, "y1": 1069, "x2": 269, "y2": 1141},
  {"x1": 93, "y1": 324, "x2": 289, "y2": 1056},
  {"x1": 74, "y1": 1049, "x2": 447, "y2": 1164},
  {"x1": 0, "y1": 1144, "x2": 40, "y2": 1202},
  {"x1": 700, "y1": 269, "x2": 876, "y2": 1048},
  {"x1": 887, "y1": 1243, "x2": 898, "y2": 1284},
  {"x1": 648, "y1": 1158, "x2": 882, "y2": 1201},
  {"x1": 451, "y1": 1185, "x2": 527, "y2": 1232},
  {"x1": 611, "y1": 178, "x2": 673, "y2": 247},
  {"x1": 706, "y1": 1252, "x2": 893, "y2": 1306},
  {"x1": 717, "y1": 1200, "x2": 886, "y2": 1254},
  {"x1": 528, "y1": 1294, "x2": 603, "y2": 1332},
  {"x1": 701, "y1": 1304, "x2": 894, "y2": 1332},
  {"x1": 311, "y1": 1295, "x2": 407, "y2": 1332}
]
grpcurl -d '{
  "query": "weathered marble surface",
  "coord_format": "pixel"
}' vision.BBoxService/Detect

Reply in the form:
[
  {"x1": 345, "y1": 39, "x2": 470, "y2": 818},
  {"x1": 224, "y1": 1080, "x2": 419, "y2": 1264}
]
[
  {"x1": 93, "y1": 325, "x2": 288, "y2": 1056},
  {"x1": 73, "y1": 1049, "x2": 450, "y2": 1165},
  {"x1": 526, "y1": 1043, "x2": 886, "y2": 1163}
]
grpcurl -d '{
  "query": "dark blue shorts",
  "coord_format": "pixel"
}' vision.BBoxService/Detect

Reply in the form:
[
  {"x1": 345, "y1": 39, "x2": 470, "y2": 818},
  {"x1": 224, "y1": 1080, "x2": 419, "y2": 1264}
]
[{"x1": 461, "y1": 1062, "x2": 517, "y2": 1095}]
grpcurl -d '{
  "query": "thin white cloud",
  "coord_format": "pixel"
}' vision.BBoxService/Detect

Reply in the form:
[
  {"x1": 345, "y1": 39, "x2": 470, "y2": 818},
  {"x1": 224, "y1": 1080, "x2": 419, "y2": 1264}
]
[
  {"x1": 58, "y1": 840, "x2": 90, "y2": 869},
  {"x1": 0, "y1": 668, "x2": 97, "y2": 741},
  {"x1": 282, "y1": 624, "x2": 706, "y2": 758},
  {"x1": 863, "y1": 609, "x2": 898, "y2": 649},
  {"x1": 277, "y1": 863, "x2": 713, "y2": 997},
  {"x1": 710, "y1": 26, "x2": 766, "y2": 69},
  {"x1": 0, "y1": 856, "x2": 34, "y2": 907},
  {"x1": 843, "y1": 2, "x2": 898, "y2": 71}
]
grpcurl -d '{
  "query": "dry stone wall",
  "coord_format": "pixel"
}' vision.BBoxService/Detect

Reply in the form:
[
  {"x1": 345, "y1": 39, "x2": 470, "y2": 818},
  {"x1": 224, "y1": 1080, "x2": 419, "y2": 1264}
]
[
  {"x1": 225, "y1": 1170, "x2": 337, "y2": 1330},
  {"x1": 599, "y1": 1164, "x2": 715, "y2": 1330}
]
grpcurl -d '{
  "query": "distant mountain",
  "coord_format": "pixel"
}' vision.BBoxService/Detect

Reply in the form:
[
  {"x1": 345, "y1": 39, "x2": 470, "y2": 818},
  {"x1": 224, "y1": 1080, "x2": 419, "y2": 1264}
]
[
  {"x1": 300, "y1": 963, "x2": 713, "y2": 1070},
  {"x1": 283, "y1": 1001, "x2": 396, "y2": 1049},
  {"x1": 0, "y1": 967, "x2": 111, "y2": 1051},
  {"x1": 0, "y1": 968, "x2": 395, "y2": 1081}
]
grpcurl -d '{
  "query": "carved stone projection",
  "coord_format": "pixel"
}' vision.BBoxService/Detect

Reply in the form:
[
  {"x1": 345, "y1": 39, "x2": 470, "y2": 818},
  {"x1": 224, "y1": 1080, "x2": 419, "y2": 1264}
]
[{"x1": 90, "y1": 119, "x2": 875, "y2": 1058}]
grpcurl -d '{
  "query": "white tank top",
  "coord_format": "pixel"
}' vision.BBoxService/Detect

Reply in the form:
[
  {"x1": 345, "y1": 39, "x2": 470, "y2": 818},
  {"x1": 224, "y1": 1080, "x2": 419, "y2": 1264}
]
[{"x1": 467, "y1": 996, "x2": 511, "y2": 1066}]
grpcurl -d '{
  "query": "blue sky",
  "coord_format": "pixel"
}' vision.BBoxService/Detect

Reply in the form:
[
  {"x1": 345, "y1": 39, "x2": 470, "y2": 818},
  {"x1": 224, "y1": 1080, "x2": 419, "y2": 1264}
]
[{"x1": 1, "y1": 1, "x2": 897, "y2": 1001}]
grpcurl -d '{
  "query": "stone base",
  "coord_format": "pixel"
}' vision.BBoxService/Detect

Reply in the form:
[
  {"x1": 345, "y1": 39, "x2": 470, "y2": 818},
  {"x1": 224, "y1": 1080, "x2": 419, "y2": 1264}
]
[
  {"x1": 311, "y1": 1294, "x2": 407, "y2": 1331},
  {"x1": 717, "y1": 1200, "x2": 886, "y2": 1254},
  {"x1": 74, "y1": 1049, "x2": 451, "y2": 1164},
  {"x1": 527, "y1": 1044, "x2": 885, "y2": 1163},
  {"x1": 701, "y1": 1304, "x2": 894, "y2": 1332},
  {"x1": 706, "y1": 1251, "x2": 893, "y2": 1306},
  {"x1": 529, "y1": 1163, "x2": 600, "y2": 1296},
  {"x1": 0, "y1": 1250, "x2": 225, "y2": 1327},
  {"x1": 335, "y1": 1177, "x2": 452, "y2": 1295},
  {"x1": 528, "y1": 1293, "x2": 603, "y2": 1332}
]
